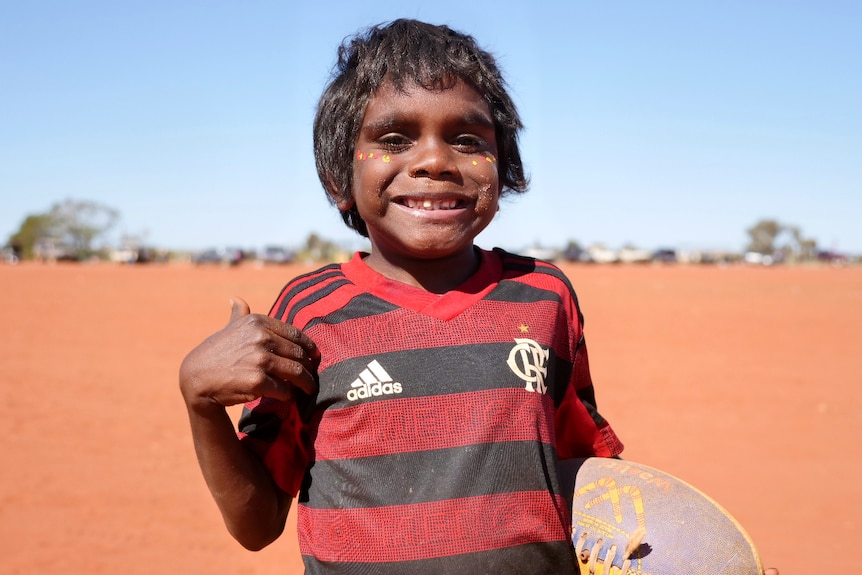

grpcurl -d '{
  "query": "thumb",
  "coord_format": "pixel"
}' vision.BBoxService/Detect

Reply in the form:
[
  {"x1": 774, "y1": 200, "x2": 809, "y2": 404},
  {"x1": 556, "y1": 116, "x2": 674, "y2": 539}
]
[{"x1": 228, "y1": 296, "x2": 251, "y2": 324}]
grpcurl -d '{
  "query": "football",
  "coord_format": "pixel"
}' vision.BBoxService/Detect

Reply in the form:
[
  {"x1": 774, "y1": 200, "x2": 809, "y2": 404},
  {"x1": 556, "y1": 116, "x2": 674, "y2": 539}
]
[{"x1": 560, "y1": 457, "x2": 764, "y2": 575}]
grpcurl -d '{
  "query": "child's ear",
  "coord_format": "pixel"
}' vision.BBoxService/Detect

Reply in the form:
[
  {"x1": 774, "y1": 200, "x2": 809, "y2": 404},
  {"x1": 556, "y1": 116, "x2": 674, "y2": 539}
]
[
  {"x1": 323, "y1": 179, "x2": 355, "y2": 210},
  {"x1": 332, "y1": 194, "x2": 355, "y2": 211}
]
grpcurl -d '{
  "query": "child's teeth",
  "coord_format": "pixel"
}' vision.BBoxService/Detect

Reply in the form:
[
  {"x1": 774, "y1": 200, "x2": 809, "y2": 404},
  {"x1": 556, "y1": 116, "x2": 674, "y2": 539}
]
[{"x1": 403, "y1": 198, "x2": 459, "y2": 209}]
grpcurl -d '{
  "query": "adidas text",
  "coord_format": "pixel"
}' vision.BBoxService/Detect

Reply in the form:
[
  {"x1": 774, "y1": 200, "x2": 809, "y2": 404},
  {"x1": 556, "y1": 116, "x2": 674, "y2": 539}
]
[
  {"x1": 347, "y1": 381, "x2": 403, "y2": 401},
  {"x1": 347, "y1": 359, "x2": 404, "y2": 402}
]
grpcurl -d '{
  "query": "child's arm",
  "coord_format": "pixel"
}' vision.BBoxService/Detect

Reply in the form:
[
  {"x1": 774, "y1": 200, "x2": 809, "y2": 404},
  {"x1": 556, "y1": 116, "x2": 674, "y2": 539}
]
[{"x1": 179, "y1": 297, "x2": 319, "y2": 550}]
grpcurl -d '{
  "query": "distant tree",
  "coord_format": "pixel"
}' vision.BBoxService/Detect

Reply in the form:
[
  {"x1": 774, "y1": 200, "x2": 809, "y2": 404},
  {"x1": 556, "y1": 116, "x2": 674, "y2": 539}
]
[
  {"x1": 296, "y1": 232, "x2": 347, "y2": 263},
  {"x1": 785, "y1": 225, "x2": 818, "y2": 262},
  {"x1": 8, "y1": 213, "x2": 54, "y2": 259},
  {"x1": 8, "y1": 199, "x2": 120, "y2": 260},
  {"x1": 745, "y1": 219, "x2": 818, "y2": 262},
  {"x1": 745, "y1": 219, "x2": 782, "y2": 255},
  {"x1": 51, "y1": 199, "x2": 120, "y2": 256},
  {"x1": 776, "y1": 224, "x2": 819, "y2": 263}
]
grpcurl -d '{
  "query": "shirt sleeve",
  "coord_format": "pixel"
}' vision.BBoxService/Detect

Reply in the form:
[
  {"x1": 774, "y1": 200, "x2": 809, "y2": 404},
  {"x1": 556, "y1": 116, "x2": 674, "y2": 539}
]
[
  {"x1": 552, "y1": 274, "x2": 624, "y2": 459},
  {"x1": 554, "y1": 337, "x2": 624, "y2": 458},
  {"x1": 235, "y1": 275, "x2": 323, "y2": 497},
  {"x1": 237, "y1": 396, "x2": 311, "y2": 497}
]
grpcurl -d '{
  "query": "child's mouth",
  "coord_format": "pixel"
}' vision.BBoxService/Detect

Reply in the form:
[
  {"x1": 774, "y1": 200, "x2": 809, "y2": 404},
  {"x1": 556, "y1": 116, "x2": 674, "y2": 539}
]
[{"x1": 399, "y1": 198, "x2": 463, "y2": 210}]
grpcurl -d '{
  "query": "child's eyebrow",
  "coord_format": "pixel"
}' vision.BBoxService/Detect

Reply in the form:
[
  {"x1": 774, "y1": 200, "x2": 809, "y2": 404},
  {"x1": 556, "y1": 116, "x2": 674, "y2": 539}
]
[
  {"x1": 361, "y1": 117, "x2": 403, "y2": 135},
  {"x1": 459, "y1": 110, "x2": 496, "y2": 131},
  {"x1": 361, "y1": 109, "x2": 496, "y2": 135}
]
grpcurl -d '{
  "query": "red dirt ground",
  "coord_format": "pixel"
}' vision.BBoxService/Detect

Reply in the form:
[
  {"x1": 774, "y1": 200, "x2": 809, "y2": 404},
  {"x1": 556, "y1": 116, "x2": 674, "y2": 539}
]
[{"x1": 2, "y1": 261, "x2": 859, "y2": 574}]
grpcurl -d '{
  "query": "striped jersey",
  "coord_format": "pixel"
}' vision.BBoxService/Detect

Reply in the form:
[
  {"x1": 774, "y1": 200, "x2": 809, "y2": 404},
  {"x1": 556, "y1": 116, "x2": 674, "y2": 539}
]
[{"x1": 238, "y1": 248, "x2": 623, "y2": 574}]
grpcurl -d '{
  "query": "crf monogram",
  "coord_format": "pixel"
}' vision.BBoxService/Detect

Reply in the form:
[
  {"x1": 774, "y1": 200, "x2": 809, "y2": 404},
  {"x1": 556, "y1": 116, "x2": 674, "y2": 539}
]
[{"x1": 507, "y1": 338, "x2": 549, "y2": 394}]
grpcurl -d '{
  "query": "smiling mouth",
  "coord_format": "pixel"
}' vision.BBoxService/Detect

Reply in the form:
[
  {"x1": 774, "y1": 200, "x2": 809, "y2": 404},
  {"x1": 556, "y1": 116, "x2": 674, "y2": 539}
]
[{"x1": 398, "y1": 198, "x2": 464, "y2": 210}]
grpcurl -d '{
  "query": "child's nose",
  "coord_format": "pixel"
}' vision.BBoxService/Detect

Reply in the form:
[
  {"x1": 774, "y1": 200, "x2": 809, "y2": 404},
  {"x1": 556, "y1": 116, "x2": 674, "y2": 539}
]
[{"x1": 408, "y1": 139, "x2": 458, "y2": 179}]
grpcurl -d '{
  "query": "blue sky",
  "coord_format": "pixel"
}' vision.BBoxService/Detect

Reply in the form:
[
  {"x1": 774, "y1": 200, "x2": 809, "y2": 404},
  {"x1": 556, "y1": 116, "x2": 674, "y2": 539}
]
[{"x1": 2, "y1": 1, "x2": 860, "y2": 254}]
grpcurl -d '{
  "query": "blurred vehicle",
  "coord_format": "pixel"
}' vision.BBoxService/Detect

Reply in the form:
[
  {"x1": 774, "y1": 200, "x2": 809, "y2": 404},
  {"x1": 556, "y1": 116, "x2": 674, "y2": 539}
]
[
  {"x1": 193, "y1": 247, "x2": 244, "y2": 266},
  {"x1": 744, "y1": 251, "x2": 773, "y2": 266},
  {"x1": 818, "y1": 250, "x2": 847, "y2": 265},
  {"x1": 652, "y1": 248, "x2": 677, "y2": 263},
  {"x1": 521, "y1": 244, "x2": 559, "y2": 262},
  {"x1": 618, "y1": 246, "x2": 652, "y2": 263},
  {"x1": 585, "y1": 244, "x2": 618, "y2": 264},
  {"x1": 259, "y1": 245, "x2": 296, "y2": 264},
  {"x1": 34, "y1": 239, "x2": 78, "y2": 262},
  {"x1": 562, "y1": 243, "x2": 584, "y2": 262},
  {"x1": 109, "y1": 246, "x2": 159, "y2": 264},
  {"x1": 2, "y1": 246, "x2": 19, "y2": 264}
]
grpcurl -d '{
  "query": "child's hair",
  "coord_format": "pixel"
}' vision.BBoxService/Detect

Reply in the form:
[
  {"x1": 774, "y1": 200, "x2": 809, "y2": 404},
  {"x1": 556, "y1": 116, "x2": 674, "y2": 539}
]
[{"x1": 313, "y1": 19, "x2": 529, "y2": 237}]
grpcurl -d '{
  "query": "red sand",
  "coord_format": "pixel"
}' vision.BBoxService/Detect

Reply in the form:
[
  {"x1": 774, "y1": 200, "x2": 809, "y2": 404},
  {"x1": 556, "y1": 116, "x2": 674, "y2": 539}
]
[{"x1": 2, "y1": 261, "x2": 859, "y2": 574}]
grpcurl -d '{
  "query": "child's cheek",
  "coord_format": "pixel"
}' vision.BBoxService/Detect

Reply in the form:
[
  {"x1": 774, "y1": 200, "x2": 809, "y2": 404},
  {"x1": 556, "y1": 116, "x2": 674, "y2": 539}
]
[
  {"x1": 470, "y1": 154, "x2": 497, "y2": 168},
  {"x1": 475, "y1": 184, "x2": 498, "y2": 215},
  {"x1": 474, "y1": 164, "x2": 501, "y2": 215},
  {"x1": 472, "y1": 154, "x2": 500, "y2": 190},
  {"x1": 471, "y1": 153, "x2": 498, "y2": 178}
]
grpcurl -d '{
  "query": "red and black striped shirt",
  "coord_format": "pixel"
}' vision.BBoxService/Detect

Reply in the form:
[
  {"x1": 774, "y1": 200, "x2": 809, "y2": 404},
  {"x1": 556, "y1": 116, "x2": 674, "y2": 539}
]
[{"x1": 239, "y1": 248, "x2": 623, "y2": 574}]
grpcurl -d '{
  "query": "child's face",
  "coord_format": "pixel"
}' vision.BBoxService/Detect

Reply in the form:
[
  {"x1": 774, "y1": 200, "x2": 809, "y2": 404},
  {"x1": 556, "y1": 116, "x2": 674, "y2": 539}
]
[{"x1": 346, "y1": 78, "x2": 501, "y2": 265}]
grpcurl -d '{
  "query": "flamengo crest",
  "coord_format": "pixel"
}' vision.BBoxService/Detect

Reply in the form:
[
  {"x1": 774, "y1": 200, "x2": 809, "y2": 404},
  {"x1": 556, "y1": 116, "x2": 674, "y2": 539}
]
[{"x1": 507, "y1": 338, "x2": 549, "y2": 394}]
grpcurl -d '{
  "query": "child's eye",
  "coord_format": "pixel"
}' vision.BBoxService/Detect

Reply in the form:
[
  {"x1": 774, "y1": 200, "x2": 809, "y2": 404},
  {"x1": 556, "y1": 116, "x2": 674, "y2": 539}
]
[
  {"x1": 378, "y1": 134, "x2": 411, "y2": 152},
  {"x1": 453, "y1": 135, "x2": 485, "y2": 152}
]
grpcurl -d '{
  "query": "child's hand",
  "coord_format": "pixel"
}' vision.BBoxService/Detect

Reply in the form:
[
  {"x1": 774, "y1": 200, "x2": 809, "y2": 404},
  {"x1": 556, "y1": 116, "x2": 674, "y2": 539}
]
[{"x1": 180, "y1": 296, "x2": 320, "y2": 413}]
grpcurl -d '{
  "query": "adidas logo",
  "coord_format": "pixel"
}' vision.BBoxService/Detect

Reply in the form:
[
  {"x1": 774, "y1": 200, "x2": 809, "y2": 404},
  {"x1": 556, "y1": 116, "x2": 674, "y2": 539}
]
[{"x1": 347, "y1": 359, "x2": 404, "y2": 402}]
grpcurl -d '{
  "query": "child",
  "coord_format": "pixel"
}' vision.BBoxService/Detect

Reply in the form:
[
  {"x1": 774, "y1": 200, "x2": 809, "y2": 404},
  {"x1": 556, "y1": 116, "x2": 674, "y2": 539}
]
[{"x1": 180, "y1": 18, "x2": 621, "y2": 574}]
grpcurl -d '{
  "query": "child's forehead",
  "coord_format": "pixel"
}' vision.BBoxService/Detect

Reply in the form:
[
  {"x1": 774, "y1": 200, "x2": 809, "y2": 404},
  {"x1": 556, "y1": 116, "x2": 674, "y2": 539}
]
[
  {"x1": 367, "y1": 76, "x2": 487, "y2": 109},
  {"x1": 360, "y1": 78, "x2": 494, "y2": 129},
  {"x1": 373, "y1": 73, "x2": 484, "y2": 100}
]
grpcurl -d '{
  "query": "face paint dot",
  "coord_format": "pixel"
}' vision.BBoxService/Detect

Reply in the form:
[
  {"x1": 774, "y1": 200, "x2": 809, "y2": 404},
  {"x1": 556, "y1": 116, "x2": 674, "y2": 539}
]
[
  {"x1": 382, "y1": 155, "x2": 391, "y2": 163},
  {"x1": 485, "y1": 156, "x2": 494, "y2": 163},
  {"x1": 368, "y1": 152, "x2": 375, "y2": 159},
  {"x1": 472, "y1": 160, "x2": 478, "y2": 166},
  {"x1": 357, "y1": 151, "x2": 365, "y2": 160}
]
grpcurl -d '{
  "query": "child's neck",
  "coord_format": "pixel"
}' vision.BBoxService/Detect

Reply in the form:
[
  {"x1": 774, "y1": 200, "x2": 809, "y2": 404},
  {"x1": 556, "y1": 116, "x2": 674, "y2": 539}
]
[{"x1": 363, "y1": 247, "x2": 481, "y2": 294}]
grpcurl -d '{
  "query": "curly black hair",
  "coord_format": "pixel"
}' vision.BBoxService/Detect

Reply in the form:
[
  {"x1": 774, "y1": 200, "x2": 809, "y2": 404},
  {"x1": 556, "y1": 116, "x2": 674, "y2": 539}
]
[{"x1": 313, "y1": 19, "x2": 528, "y2": 237}]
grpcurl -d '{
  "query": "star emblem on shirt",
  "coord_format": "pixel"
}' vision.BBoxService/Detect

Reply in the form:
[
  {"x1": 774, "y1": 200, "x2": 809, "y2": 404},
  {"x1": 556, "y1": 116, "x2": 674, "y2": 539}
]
[{"x1": 518, "y1": 324, "x2": 530, "y2": 333}]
